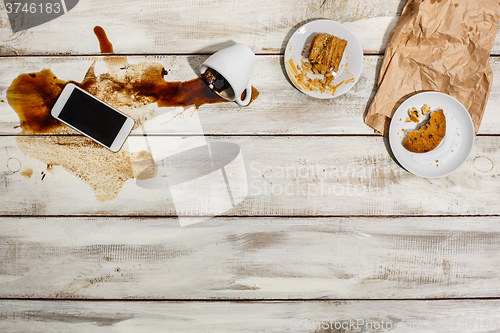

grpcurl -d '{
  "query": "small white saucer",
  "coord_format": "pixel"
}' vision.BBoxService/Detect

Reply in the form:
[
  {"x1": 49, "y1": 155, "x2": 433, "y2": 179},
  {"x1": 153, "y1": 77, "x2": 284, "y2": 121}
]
[
  {"x1": 389, "y1": 92, "x2": 475, "y2": 178},
  {"x1": 284, "y1": 19, "x2": 363, "y2": 98}
]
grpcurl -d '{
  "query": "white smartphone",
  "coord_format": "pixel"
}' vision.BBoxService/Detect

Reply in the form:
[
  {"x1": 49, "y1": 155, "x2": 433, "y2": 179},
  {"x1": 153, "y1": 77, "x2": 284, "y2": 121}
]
[{"x1": 51, "y1": 83, "x2": 135, "y2": 152}]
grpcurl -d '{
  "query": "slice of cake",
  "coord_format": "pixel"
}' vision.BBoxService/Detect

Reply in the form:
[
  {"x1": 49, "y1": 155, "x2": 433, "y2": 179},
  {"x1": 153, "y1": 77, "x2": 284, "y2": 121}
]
[
  {"x1": 307, "y1": 33, "x2": 348, "y2": 75},
  {"x1": 402, "y1": 109, "x2": 446, "y2": 153}
]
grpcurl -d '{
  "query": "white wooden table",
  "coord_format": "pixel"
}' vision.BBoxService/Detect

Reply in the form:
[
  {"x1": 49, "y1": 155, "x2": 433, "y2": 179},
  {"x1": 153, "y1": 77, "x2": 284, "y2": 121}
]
[{"x1": 1, "y1": 0, "x2": 500, "y2": 331}]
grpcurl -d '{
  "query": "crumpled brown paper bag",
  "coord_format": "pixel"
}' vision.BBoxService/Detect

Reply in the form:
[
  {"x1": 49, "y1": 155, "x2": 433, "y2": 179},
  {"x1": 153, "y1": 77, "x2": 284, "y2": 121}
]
[{"x1": 365, "y1": 0, "x2": 500, "y2": 136}]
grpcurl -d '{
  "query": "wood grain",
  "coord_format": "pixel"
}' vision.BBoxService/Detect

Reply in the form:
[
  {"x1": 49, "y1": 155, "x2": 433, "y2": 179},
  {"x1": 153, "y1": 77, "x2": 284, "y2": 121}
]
[
  {"x1": 1, "y1": 55, "x2": 500, "y2": 135},
  {"x1": 0, "y1": 0, "x2": 405, "y2": 55},
  {"x1": 0, "y1": 216, "x2": 499, "y2": 299},
  {"x1": 1, "y1": 135, "x2": 498, "y2": 216},
  {"x1": 1, "y1": 0, "x2": 500, "y2": 324},
  {"x1": 1, "y1": 0, "x2": 500, "y2": 57},
  {"x1": 1, "y1": 299, "x2": 500, "y2": 332}
]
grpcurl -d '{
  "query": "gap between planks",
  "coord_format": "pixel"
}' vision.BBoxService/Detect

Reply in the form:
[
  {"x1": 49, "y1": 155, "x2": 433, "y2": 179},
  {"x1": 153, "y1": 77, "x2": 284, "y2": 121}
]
[
  {"x1": 2, "y1": 297, "x2": 500, "y2": 302},
  {"x1": 1, "y1": 214, "x2": 500, "y2": 219}
]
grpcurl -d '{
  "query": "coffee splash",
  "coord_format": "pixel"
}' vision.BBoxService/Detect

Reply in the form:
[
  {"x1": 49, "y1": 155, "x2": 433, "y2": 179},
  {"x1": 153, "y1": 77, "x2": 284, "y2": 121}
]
[
  {"x1": 93, "y1": 26, "x2": 114, "y2": 54},
  {"x1": 7, "y1": 26, "x2": 258, "y2": 201},
  {"x1": 15, "y1": 136, "x2": 154, "y2": 201},
  {"x1": 7, "y1": 66, "x2": 160, "y2": 201},
  {"x1": 7, "y1": 70, "x2": 66, "y2": 134}
]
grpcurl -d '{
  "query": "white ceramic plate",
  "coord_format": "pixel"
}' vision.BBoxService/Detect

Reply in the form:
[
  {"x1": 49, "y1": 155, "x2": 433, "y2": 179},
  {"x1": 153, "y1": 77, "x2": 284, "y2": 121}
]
[
  {"x1": 389, "y1": 92, "x2": 475, "y2": 178},
  {"x1": 284, "y1": 19, "x2": 363, "y2": 98}
]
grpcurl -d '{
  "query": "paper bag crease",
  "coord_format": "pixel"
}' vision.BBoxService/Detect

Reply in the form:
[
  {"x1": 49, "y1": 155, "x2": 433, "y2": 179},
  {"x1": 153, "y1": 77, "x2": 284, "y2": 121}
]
[{"x1": 365, "y1": 0, "x2": 500, "y2": 136}]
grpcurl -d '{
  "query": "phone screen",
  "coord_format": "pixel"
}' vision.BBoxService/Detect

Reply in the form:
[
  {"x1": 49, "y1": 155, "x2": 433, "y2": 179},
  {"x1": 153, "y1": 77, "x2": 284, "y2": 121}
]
[{"x1": 57, "y1": 88, "x2": 127, "y2": 147}]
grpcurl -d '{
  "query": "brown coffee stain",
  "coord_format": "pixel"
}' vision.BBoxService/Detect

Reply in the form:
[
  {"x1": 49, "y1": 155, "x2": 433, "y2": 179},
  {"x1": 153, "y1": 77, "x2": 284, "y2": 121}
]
[
  {"x1": 7, "y1": 27, "x2": 259, "y2": 135},
  {"x1": 93, "y1": 26, "x2": 114, "y2": 54},
  {"x1": 7, "y1": 26, "x2": 262, "y2": 201},
  {"x1": 242, "y1": 87, "x2": 260, "y2": 104},
  {"x1": 7, "y1": 70, "x2": 66, "y2": 134},
  {"x1": 79, "y1": 61, "x2": 226, "y2": 112},
  {"x1": 15, "y1": 136, "x2": 155, "y2": 201},
  {"x1": 20, "y1": 168, "x2": 33, "y2": 178},
  {"x1": 7, "y1": 26, "x2": 259, "y2": 201}
]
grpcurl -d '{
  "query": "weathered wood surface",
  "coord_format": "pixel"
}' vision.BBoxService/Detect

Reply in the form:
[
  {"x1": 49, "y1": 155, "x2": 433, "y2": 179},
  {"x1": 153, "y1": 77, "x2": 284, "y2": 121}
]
[
  {"x1": 1, "y1": 0, "x2": 500, "y2": 57},
  {"x1": 0, "y1": 216, "x2": 499, "y2": 300},
  {"x1": 1, "y1": 299, "x2": 500, "y2": 332},
  {"x1": 0, "y1": 136, "x2": 498, "y2": 216},
  {"x1": 1, "y1": 0, "x2": 500, "y2": 330},
  {"x1": 0, "y1": 0, "x2": 406, "y2": 55},
  {"x1": 1, "y1": 55, "x2": 500, "y2": 135}
]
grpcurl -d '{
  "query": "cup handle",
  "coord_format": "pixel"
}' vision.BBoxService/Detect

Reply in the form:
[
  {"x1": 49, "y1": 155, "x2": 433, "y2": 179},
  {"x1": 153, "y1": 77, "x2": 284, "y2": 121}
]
[{"x1": 235, "y1": 83, "x2": 252, "y2": 106}]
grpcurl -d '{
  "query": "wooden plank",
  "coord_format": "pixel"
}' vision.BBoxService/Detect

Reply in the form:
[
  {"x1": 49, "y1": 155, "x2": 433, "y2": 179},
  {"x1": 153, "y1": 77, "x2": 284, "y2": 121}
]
[
  {"x1": 0, "y1": 136, "x2": 499, "y2": 216},
  {"x1": 2, "y1": 0, "x2": 500, "y2": 57},
  {"x1": 0, "y1": 0, "x2": 405, "y2": 55},
  {"x1": 1, "y1": 300, "x2": 500, "y2": 332},
  {"x1": 1, "y1": 216, "x2": 500, "y2": 299},
  {"x1": 2, "y1": 55, "x2": 500, "y2": 135}
]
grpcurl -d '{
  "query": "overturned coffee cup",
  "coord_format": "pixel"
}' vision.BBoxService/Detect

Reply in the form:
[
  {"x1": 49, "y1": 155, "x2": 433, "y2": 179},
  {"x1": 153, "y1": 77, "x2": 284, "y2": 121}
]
[{"x1": 200, "y1": 43, "x2": 256, "y2": 106}]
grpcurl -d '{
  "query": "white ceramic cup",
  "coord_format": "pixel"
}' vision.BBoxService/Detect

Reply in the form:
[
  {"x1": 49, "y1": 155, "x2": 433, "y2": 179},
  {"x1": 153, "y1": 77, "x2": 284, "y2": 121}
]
[{"x1": 200, "y1": 43, "x2": 256, "y2": 106}]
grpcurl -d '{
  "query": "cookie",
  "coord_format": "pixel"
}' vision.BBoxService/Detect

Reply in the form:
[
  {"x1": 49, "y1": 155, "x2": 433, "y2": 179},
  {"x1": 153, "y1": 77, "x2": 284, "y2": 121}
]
[{"x1": 402, "y1": 109, "x2": 446, "y2": 153}]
